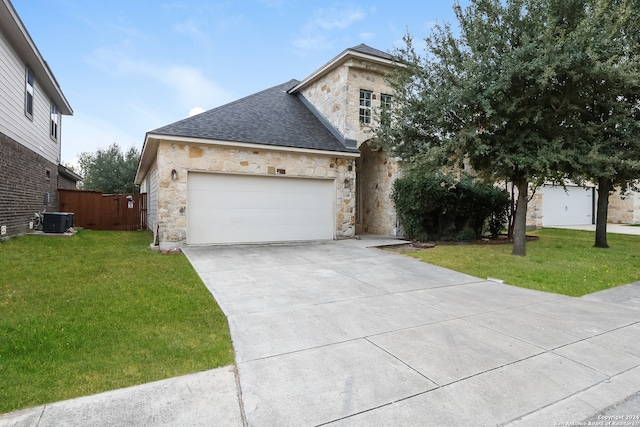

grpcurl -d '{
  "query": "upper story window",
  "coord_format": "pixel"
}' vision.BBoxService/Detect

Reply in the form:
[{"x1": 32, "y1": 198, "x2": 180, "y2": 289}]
[
  {"x1": 359, "y1": 90, "x2": 372, "y2": 124},
  {"x1": 50, "y1": 102, "x2": 59, "y2": 141},
  {"x1": 381, "y1": 93, "x2": 393, "y2": 109},
  {"x1": 25, "y1": 67, "x2": 34, "y2": 119}
]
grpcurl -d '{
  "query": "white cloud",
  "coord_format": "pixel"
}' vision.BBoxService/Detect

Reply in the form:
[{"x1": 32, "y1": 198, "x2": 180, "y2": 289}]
[
  {"x1": 312, "y1": 7, "x2": 366, "y2": 30},
  {"x1": 292, "y1": 5, "x2": 369, "y2": 55},
  {"x1": 173, "y1": 19, "x2": 202, "y2": 37},
  {"x1": 61, "y1": 112, "x2": 141, "y2": 166},
  {"x1": 86, "y1": 47, "x2": 231, "y2": 109},
  {"x1": 189, "y1": 107, "x2": 205, "y2": 117},
  {"x1": 359, "y1": 31, "x2": 375, "y2": 41}
]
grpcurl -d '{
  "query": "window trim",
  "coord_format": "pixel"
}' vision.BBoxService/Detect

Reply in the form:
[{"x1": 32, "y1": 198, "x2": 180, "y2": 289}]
[
  {"x1": 50, "y1": 102, "x2": 60, "y2": 142},
  {"x1": 359, "y1": 89, "x2": 372, "y2": 125},
  {"x1": 381, "y1": 93, "x2": 393, "y2": 109},
  {"x1": 25, "y1": 67, "x2": 34, "y2": 120}
]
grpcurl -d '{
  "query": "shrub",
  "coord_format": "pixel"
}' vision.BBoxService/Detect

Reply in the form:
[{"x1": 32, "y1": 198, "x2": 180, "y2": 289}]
[{"x1": 392, "y1": 171, "x2": 509, "y2": 240}]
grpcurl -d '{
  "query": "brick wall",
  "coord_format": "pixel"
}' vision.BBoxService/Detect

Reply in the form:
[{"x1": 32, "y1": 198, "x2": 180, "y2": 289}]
[
  {"x1": 57, "y1": 174, "x2": 78, "y2": 190},
  {"x1": 0, "y1": 131, "x2": 59, "y2": 239}
]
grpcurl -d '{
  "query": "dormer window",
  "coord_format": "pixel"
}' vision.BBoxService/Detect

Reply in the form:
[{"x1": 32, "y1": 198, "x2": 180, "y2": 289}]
[
  {"x1": 25, "y1": 67, "x2": 34, "y2": 119},
  {"x1": 359, "y1": 90, "x2": 372, "y2": 124}
]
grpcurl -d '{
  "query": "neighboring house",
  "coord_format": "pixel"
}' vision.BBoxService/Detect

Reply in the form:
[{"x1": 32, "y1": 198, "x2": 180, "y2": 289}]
[
  {"x1": 0, "y1": 0, "x2": 73, "y2": 239},
  {"x1": 527, "y1": 184, "x2": 640, "y2": 228},
  {"x1": 57, "y1": 164, "x2": 82, "y2": 190},
  {"x1": 135, "y1": 44, "x2": 400, "y2": 249}
]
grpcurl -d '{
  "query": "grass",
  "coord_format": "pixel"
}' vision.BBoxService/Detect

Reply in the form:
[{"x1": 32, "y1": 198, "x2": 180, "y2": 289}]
[
  {"x1": 0, "y1": 231, "x2": 234, "y2": 414},
  {"x1": 401, "y1": 228, "x2": 640, "y2": 297}
]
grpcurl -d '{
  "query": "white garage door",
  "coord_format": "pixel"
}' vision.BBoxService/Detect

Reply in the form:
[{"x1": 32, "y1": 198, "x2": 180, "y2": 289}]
[
  {"x1": 187, "y1": 173, "x2": 335, "y2": 244},
  {"x1": 542, "y1": 186, "x2": 594, "y2": 226}
]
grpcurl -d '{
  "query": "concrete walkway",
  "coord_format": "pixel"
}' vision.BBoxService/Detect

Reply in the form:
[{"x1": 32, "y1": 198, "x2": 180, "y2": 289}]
[{"x1": 2, "y1": 237, "x2": 639, "y2": 426}]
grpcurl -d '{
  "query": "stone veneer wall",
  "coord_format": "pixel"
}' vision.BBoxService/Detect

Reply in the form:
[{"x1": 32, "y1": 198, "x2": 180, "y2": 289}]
[
  {"x1": 0, "y1": 131, "x2": 58, "y2": 239},
  {"x1": 154, "y1": 141, "x2": 356, "y2": 247},
  {"x1": 300, "y1": 57, "x2": 399, "y2": 236},
  {"x1": 299, "y1": 58, "x2": 395, "y2": 144},
  {"x1": 608, "y1": 188, "x2": 640, "y2": 224},
  {"x1": 526, "y1": 190, "x2": 543, "y2": 229},
  {"x1": 358, "y1": 143, "x2": 399, "y2": 235}
]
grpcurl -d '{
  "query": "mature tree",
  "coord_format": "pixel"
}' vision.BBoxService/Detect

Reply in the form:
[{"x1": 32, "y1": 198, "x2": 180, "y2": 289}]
[
  {"x1": 377, "y1": 0, "x2": 640, "y2": 255},
  {"x1": 377, "y1": 0, "x2": 577, "y2": 256},
  {"x1": 557, "y1": 0, "x2": 640, "y2": 248},
  {"x1": 78, "y1": 143, "x2": 140, "y2": 194}
]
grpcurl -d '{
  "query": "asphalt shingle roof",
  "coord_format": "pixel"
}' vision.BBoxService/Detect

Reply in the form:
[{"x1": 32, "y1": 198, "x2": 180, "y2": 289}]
[
  {"x1": 348, "y1": 43, "x2": 393, "y2": 61},
  {"x1": 151, "y1": 79, "x2": 357, "y2": 153}
]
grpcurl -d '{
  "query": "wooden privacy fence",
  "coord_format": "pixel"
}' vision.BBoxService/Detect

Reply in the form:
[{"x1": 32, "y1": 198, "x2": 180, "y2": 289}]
[{"x1": 59, "y1": 190, "x2": 147, "y2": 231}]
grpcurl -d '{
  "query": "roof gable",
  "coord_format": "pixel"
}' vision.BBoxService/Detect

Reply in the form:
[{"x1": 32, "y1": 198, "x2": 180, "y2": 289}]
[
  {"x1": 151, "y1": 79, "x2": 355, "y2": 153},
  {"x1": 288, "y1": 43, "x2": 396, "y2": 94}
]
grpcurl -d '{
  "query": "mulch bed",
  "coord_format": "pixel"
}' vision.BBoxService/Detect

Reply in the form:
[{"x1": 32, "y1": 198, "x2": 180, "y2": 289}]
[{"x1": 404, "y1": 234, "x2": 539, "y2": 250}]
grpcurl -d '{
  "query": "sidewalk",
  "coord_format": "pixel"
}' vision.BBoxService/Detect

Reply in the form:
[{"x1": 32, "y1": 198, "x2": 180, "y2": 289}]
[
  {"x1": 546, "y1": 224, "x2": 640, "y2": 235},
  {"x1": 0, "y1": 366, "x2": 244, "y2": 427}
]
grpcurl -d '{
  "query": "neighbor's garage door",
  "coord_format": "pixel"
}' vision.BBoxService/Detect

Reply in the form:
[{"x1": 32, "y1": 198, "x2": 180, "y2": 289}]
[
  {"x1": 542, "y1": 185, "x2": 594, "y2": 226},
  {"x1": 187, "y1": 173, "x2": 335, "y2": 244}
]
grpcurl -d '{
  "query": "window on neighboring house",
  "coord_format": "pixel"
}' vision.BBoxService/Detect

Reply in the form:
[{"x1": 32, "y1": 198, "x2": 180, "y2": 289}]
[
  {"x1": 25, "y1": 67, "x2": 34, "y2": 119},
  {"x1": 359, "y1": 90, "x2": 372, "y2": 124},
  {"x1": 381, "y1": 93, "x2": 393, "y2": 109},
  {"x1": 50, "y1": 102, "x2": 59, "y2": 141}
]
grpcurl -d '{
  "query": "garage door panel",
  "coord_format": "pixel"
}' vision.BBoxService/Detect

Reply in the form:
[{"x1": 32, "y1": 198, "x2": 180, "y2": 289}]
[
  {"x1": 542, "y1": 186, "x2": 593, "y2": 226},
  {"x1": 187, "y1": 173, "x2": 335, "y2": 244},
  {"x1": 208, "y1": 192, "x2": 329, "y2": 210},
  {"x1": 200, "y1": 207, "x2": 333, "y2": 226},
  {"x1": 190, "y1": 224, "x2": 332, "y2": 244}
]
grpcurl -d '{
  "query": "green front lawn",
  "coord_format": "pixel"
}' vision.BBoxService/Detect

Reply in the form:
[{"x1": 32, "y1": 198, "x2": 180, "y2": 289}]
[
  {"x1": 0, "y1": 231, "x2": 234, "y2": 414},
  {"x1": 403, "y1": 228, "x2": 640, "y2": 296}
]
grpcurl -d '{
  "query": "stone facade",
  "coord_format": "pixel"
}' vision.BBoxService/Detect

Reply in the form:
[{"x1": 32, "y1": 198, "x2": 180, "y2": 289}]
[
  {"x1": 526, "y1": 190, "x2": 543, "y2": 229},
  {"x1": 357, "y1": 142, "x2": 399, "y2": 235},
  {"x1": 608, "y1": 188, "x2": 640, "y2": 224},
  {"x1": 299, "y1": 55, "x2": 399, "y2": 236},
  {"x1": 0, "y1": 131, "x2": 59, "y2": 240},
  {"x1": 153, "y1": 141, "x2": 356, "y2": 247},
  {"x1": 300, "y1": 57, "x2": 395, "y2": 144}
]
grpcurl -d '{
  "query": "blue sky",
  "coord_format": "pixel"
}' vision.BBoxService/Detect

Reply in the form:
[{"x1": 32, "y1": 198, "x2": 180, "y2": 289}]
[{"x1": 12, "y1": 1, "x2": 466, "y2": 167}]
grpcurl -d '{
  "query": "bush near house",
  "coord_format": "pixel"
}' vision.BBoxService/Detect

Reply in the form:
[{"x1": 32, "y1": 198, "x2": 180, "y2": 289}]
[{"x1": 393, "y1": 171, "x2": 509, "y2": 241}]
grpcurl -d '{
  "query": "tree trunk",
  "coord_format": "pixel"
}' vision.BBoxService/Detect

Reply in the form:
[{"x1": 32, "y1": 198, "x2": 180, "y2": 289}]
[
  {"x1": 512, "y1": 178, "x2": 528, "y2": 256},
  {"x1": 594, "y1": 177, "x2": 611, "y2": 249},
  {"x1": 508, "y1": 181, "x2": 516, "y2": 240}
]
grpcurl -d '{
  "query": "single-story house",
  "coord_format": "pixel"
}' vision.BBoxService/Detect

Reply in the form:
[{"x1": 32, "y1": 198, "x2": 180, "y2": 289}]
[
  {"x1": 528, "y1": 184, "x2": 640, "y2": 228},
  {"x1": 135, "y1": 44, "x2": 401, "y2": 249}
]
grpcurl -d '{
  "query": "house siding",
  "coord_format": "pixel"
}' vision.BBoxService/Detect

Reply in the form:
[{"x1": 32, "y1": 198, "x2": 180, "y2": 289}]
[
  {"x1": 0, "y1": 31, "x2": 60, "y2": 165},
  {"x1": 0, "y1": 131, "x2": 58, "y2": 239},
  {"x1": 146, "y1": 162, "x2": 159, "y2": 233}
]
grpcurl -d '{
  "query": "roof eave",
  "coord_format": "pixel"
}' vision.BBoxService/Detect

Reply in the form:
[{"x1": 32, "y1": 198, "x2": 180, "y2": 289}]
[
  {"x1": 1, "y1": 0, "x2": 73, "y2": 115},
  {"x1": 135, "y1": 133, "x2": 360, "y2": 184},
  {"x1": 288, "y1": 49, "x2": 398, "y2": 94}
]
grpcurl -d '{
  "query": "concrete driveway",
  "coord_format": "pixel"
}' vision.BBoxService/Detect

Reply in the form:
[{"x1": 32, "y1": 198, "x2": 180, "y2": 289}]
[{"x1": 183, "y1": 238, "x2": 640, "y2": 427}]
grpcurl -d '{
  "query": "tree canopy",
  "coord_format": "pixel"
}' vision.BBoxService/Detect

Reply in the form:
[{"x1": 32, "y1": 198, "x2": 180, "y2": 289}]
[
  {"x1": 376, "y1": 0, "x2": 640, "y2": 255},
  {"x1": 78, "y1": 143, "x2": 140, "y2": 194}
]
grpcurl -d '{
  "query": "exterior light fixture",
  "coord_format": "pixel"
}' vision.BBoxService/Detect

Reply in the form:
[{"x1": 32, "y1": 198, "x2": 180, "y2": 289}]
[{"x1": 171, "y1": 169, "x2": 178, "y2": 180}]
